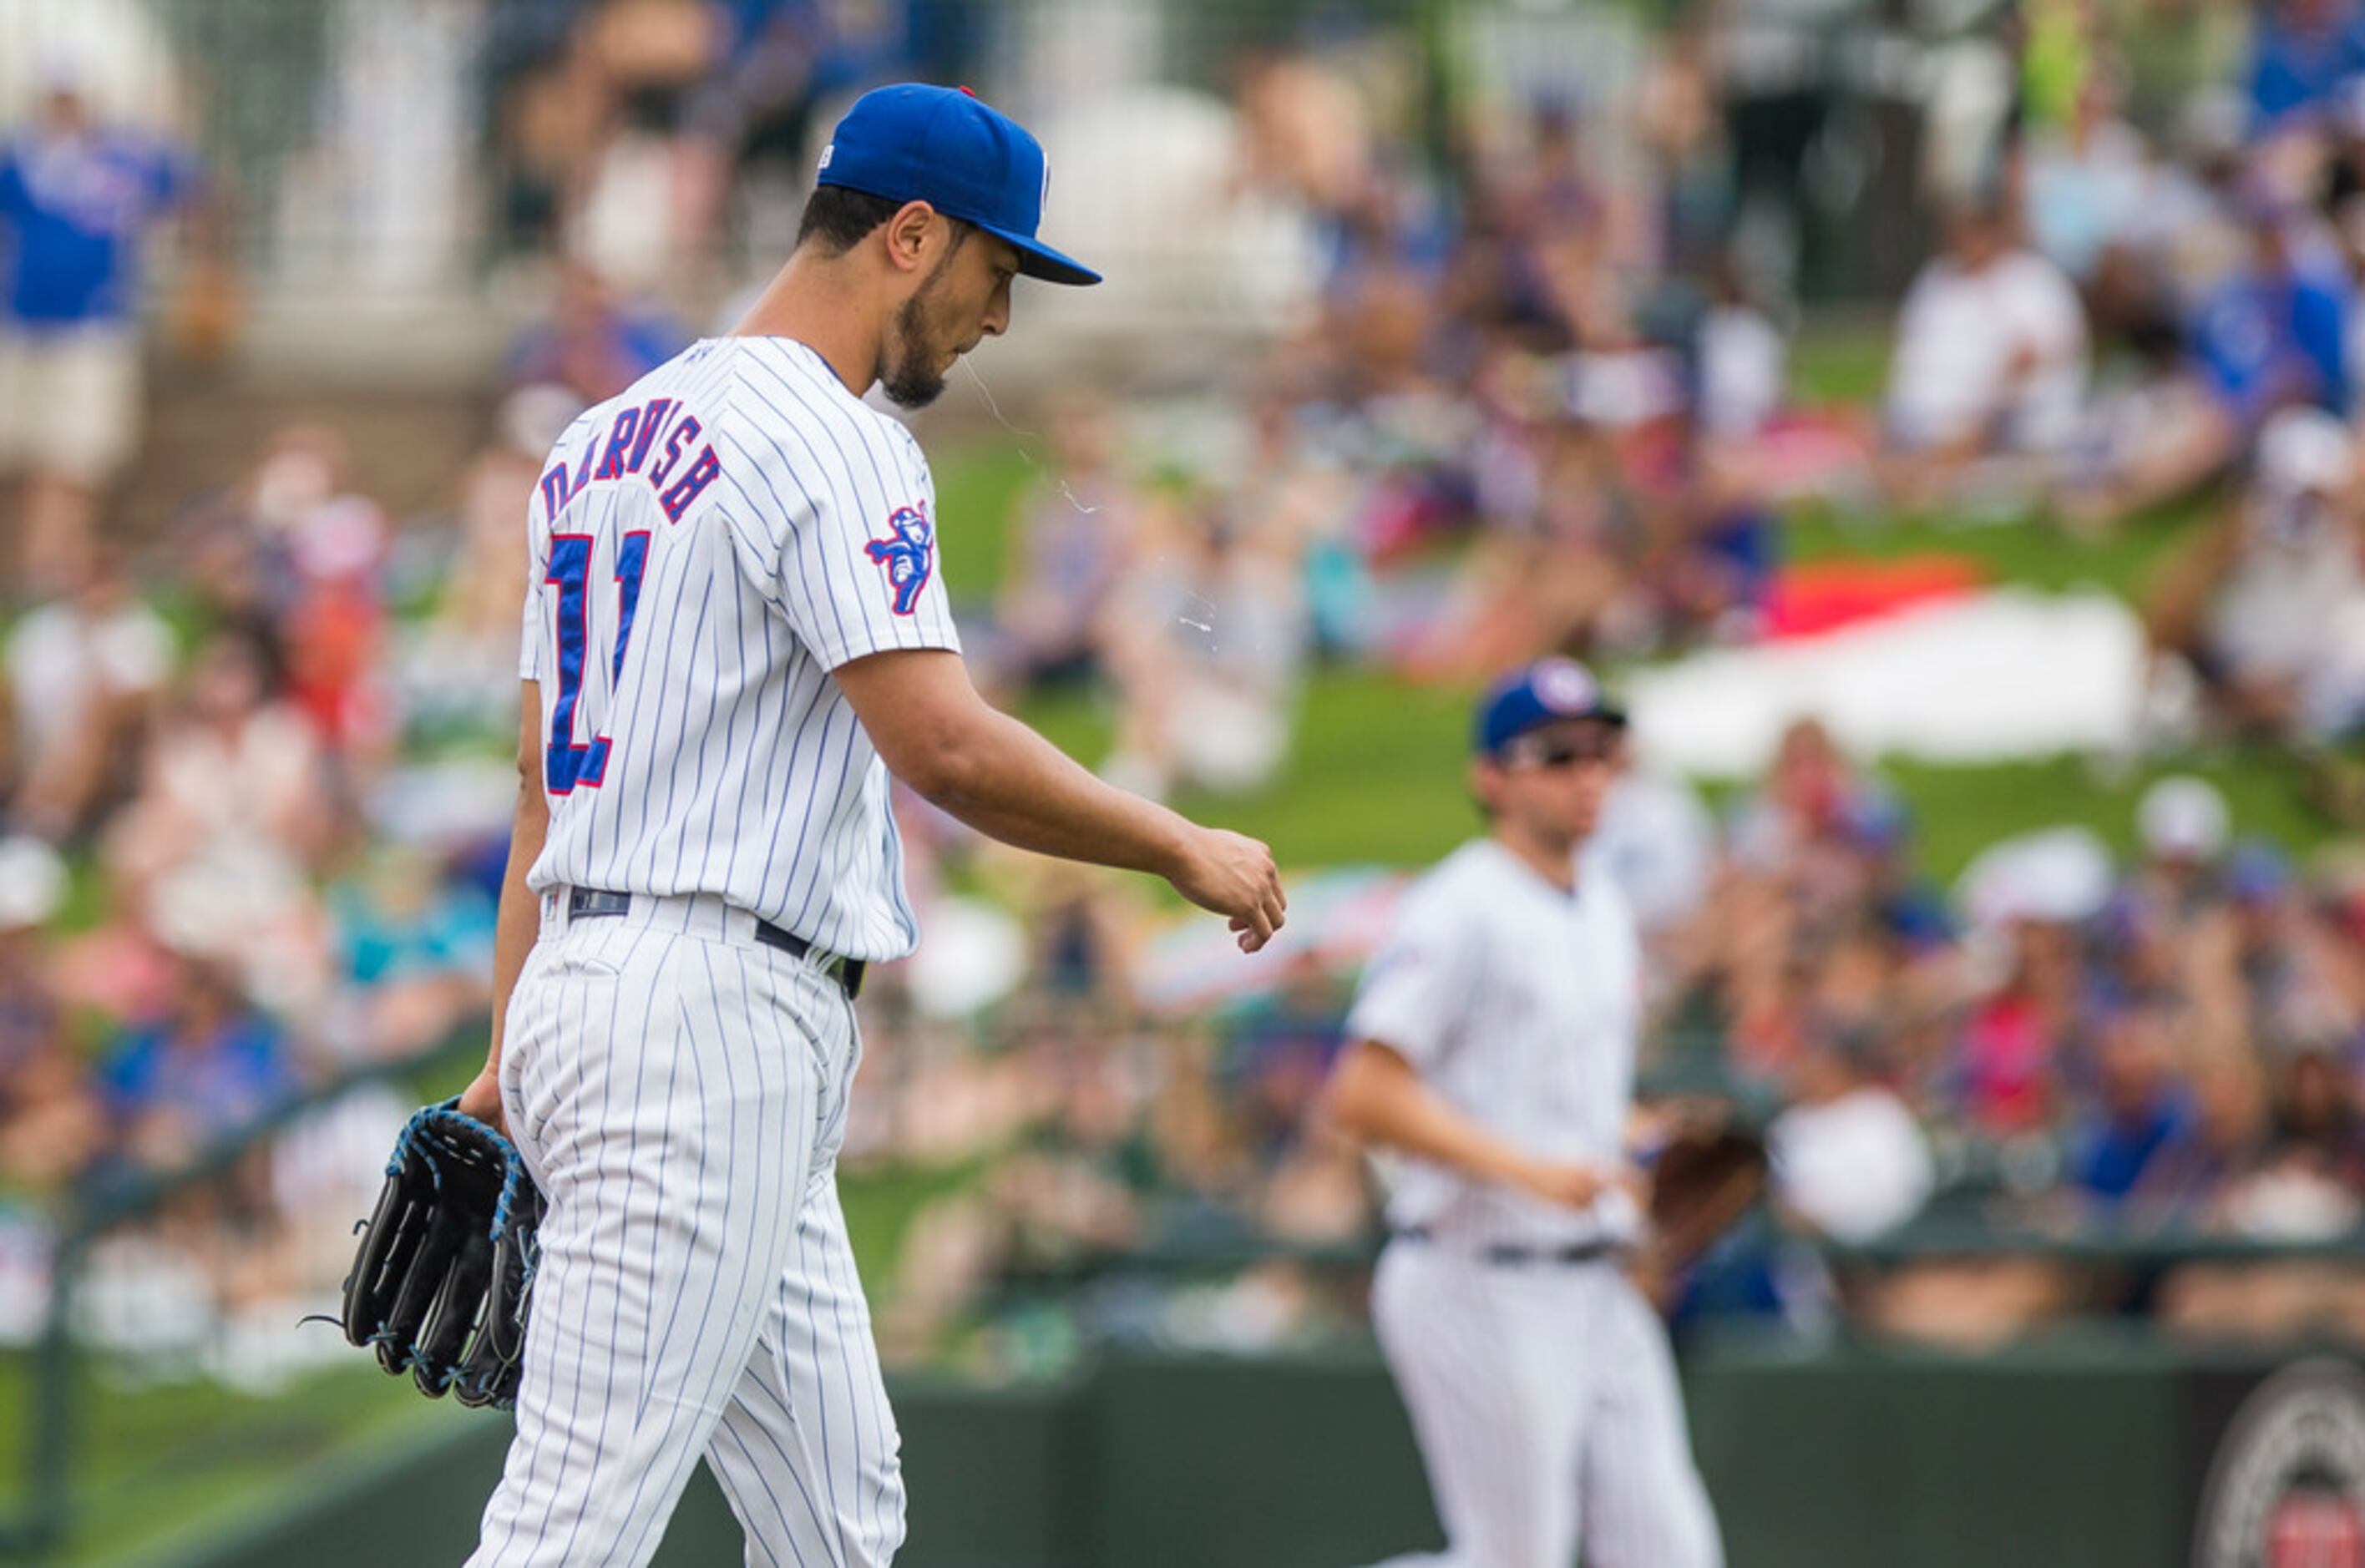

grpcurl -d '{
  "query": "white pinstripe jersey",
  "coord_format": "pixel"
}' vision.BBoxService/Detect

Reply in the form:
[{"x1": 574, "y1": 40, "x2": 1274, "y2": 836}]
[
  {"x1": 1345, "y1": 838, "x2": 1644, "y2": 1247},
  {"x1": 517, "y1": 336, "x2": 960, "y2": 962}
]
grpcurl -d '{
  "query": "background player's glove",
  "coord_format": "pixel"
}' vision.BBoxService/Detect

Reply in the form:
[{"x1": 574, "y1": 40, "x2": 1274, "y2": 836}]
[
  {"x1": 339, "y1": 1100, "x2": 543, "y2": 1409},
  {"x1": 1643, "y1": 1115, "x2": 1770, "y2": 1272}
]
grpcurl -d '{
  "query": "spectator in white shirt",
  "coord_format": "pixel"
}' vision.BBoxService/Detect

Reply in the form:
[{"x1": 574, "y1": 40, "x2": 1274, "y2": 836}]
[
  {"x1": 4, "y1": 549, "x2": 171, "y2": 840},
  {"x1": 2145, "y1": 406, "x2": 2365, "y2": 742},
  {"x1": 1881, "y1": 198, "x2": 2090, "y2": 512}
]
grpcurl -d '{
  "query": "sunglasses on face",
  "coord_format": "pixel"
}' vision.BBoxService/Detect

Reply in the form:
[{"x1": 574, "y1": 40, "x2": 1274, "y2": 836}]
[{"x1": 1499, "y1": 731, "x2": 1623, "y2": 771}]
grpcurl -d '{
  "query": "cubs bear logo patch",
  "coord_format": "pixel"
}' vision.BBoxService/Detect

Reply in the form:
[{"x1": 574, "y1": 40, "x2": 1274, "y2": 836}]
[{"x1": 864, "y1": 503, "x2": 934, "y2": 616}]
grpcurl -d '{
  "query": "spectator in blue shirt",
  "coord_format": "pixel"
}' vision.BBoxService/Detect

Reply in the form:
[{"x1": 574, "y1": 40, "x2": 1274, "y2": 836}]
[
  {"x1": 97, "y1": 954, "x2": 299, "y2": 1173},
  {"x1": 0, "y1": 69, "x2": 202, "y2": 595},
  {"x1": 328, "y1": 847, "x2": 498, "y2": 1058},
  {"x1": 499, "y1": 256, "x2": 687, "y2": 407},
  {"x1": 2068, "y1": 1006, "x2": 2191, "y2": 1212},
  {"x1": 2190, "y1": 218, "x2": 2351, "y2": 428},
  {"x1": 2248, "y1": 0, "x2": 2365, "y2": 136}
]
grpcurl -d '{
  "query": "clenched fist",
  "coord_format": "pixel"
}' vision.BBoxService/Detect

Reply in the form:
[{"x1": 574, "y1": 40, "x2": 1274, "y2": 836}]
[{"x1": 1169, "y1": 827, "x2": 1287, "y2": 952}]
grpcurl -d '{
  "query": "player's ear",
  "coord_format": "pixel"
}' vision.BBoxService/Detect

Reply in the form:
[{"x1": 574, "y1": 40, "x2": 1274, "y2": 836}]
[{"x1": 882, "y1": 200, "x2": 940, "y2": 276}]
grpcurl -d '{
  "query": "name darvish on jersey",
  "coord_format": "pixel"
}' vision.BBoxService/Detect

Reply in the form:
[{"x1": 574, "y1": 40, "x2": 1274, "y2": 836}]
[{"x1": 518, "y1": 336, "x2": 961, "y2": 963}]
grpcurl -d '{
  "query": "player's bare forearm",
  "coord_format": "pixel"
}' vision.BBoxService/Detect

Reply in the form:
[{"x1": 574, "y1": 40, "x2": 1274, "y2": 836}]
[
  {"x1": 1324, "y1": 1040, "x2": 1618, "y2": 1209},
  {"x1": 1324, "y1": 1041, "x2": 1533, "y2": 1185},
  {"x1": 835, "y1": 649, "x2": 1285, "y2": 947},
  {"x1": 916, "y1": 701, "x2": 1193, "y2": 870},
  {"x1": 488, "y1": 790, "x2": 549, "y2": 1061},
  {"x1": 461, "y1": 684, "x2": 549, "y2": 1126},
  {"x1": 489, "y1": 685, "x2": 551, "y2": 1057}
]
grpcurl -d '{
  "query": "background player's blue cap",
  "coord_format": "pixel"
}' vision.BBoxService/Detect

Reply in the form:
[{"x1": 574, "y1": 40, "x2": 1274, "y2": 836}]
[
  {"x1": 1473, "y1": 657, "x2": 1627, "y2": 756},
  {"x1": 816, "y1": 83, "x2": 1101, "y2": 286}
]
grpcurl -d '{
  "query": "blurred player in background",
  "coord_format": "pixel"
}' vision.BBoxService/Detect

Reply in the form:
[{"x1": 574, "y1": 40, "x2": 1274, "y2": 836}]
[
  {"x1": 1324, "y1": 656, "x2": 1723, "y2": 1568},
  {"x1": 457, "y1": 85, "x2": 1284, "y2": 1565}
]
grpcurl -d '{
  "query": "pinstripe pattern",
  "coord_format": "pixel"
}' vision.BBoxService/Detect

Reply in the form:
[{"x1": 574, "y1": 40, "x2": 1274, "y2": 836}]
[
  {"x1": 484, "y1": 333, "x2": 937, "y2": 1562},
  {"x1": 1345, "y1": 840, "x2": 1645, "y2": 1251},
  {"x1": 1349, "y1": 840, "x2": 1721, "y2": 1568},
  {"x1": 1369, "y1": 1245, "x2": 1720, "y2": 1568},
  {"x1": 471, "y1": 895, "x2": 898, "y2": 1565},
  {"x1": 521, "y1": 337, "x2": 959, "y2": 965}
]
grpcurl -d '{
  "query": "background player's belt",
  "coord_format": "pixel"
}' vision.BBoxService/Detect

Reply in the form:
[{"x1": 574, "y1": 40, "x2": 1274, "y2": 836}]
[
  {"x1": 565, "y1": 888, "x2": 867, "y2": 1000},
  {"x1": 1390, "y1": 1227, "x2": 1620, "y2": 1268}
]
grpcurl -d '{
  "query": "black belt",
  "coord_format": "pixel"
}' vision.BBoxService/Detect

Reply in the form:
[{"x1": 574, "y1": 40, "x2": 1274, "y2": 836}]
[
  {"x1": 565, "y1": 888, "x2": 866, "y2": 1001},
  {"x1": 1392, "y1": 1227, "x2": 1620, "y2": 1268}
]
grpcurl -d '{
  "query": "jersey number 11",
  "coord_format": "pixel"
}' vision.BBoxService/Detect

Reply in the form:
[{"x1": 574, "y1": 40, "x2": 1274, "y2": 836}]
[{"x1": 545, "y1": 529, "x2": 649, "y2": 794}]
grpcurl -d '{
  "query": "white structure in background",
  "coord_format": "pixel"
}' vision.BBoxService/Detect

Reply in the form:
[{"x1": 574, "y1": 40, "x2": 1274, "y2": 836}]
[
  {"x1": 1458, "y1": 1, "x2": 1652, "y2": 184},
  {"x1": 1003, "y1": 0, "x2": 1167, "y2": 114},
  {"x1": 1626, "y1": 589, "x2": 2149, "y2": 777},
  {"x1": 970, "y1": 86, "x2": 1325, "y2": 380},
  {"x1": 271, "y1": 0, "x2": 484, "y2": 298},
  {"x1": 0, "y1": 0, "x2": 179, "y2": 127},
  {"x1": 22, "y1": 0, "x2": 1666, "y2": 381},
  {"x1": 983, "y1": 0, "x2": 1653, "y2": 376}
]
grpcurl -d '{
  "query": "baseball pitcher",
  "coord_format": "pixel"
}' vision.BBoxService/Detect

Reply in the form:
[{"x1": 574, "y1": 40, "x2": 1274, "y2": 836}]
[{"x1": 442, "y1": 85, "x2": 1283, "y2": 1565}]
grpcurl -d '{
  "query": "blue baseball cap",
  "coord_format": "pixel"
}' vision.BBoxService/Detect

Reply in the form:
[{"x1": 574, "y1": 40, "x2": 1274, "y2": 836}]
[
  {"x1": 816, "y1": 83, "x2": 1101, "y2": 286},
  {"x1": 1473, "y1": 657, "x2": 1627, "y2": 756}
]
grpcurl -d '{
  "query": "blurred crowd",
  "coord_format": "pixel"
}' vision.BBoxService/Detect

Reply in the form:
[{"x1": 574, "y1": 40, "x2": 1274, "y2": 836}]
[
  {"x1": 851, "y1": 0, "x2": 2365, "y2": 1367},
  {"x1": 839, "y1": 731, "x2": 2365, "y2": 1372},
  {"x1": 481, "y1": 0, "x2": 985, "y2": 291},
  {"x1": 943, "y1": 0, "x2": 2365, "y2": 797},
  {"x1": 0, "y1": 401, "x2": 567, "y2": 1377},
  {"x1": 1672, "y1": 735, "x2": 2365, "y2": 1350},
  {"x1": 0, "y1": 0, "x2": 2361, "y2": 1387}
]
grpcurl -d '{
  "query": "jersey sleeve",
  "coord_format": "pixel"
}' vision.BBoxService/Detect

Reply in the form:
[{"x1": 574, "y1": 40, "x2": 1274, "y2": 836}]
[
  {"x1": 518, "y1": 574, "x2": 544, "y2": 680},
  {"x1": 1344, "y1": 877, "x2": 1476, "y2": 1070},
  {"x1": 772, "y1": 416, "x2": 960, "y2": 670}
]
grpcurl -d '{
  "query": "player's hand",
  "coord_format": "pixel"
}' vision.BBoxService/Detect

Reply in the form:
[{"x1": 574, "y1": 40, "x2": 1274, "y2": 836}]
[
  {"x1": 1169, "y1": 827, "x2": 1286, "y2": 953},
  {"x1": 454, "y1": 1065, "x2": 509, "y2": 1139},
  {"x1": 1510, "y1": 1158, "x2": 1638, "y2": 1212}
]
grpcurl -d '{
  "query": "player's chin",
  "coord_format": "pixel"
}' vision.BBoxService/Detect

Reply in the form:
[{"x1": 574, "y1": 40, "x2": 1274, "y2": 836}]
[{"x1": 881, "y1": 367, "x2": 950, "y2": 409}]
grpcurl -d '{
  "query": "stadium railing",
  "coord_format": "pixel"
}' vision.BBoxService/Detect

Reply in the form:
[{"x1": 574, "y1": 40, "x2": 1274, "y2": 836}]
[{"x1": 0, "y1": 1029, "x2": 481, "y2": 1559}]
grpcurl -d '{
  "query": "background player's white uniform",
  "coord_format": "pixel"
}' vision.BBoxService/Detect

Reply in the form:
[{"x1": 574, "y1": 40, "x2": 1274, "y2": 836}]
[
  {"x1": 469, "y1": 334, "x2": 955, "y2": 1565},
  {"x1": 1347, "y1": 838, "x2": 1723, "y2": 1568}
]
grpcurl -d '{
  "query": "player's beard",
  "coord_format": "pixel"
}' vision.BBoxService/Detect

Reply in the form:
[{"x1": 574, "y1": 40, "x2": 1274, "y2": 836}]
[{"x1": 880, "y1": 245, "x2": 965, "y2": 409}]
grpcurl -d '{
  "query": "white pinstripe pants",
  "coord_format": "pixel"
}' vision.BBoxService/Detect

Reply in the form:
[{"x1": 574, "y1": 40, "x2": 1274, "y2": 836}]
[
  {"x1": 469, "y1": 893, "x2": 904, "y2": 1567},
  {"x1": 1368, "y1": 1241, "x2": 1723, "y2": 1568}
]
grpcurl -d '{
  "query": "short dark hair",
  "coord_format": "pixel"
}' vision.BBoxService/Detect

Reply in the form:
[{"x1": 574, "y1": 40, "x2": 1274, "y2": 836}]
[
  {"x1": 796, "y1": 185, "x2": 904, "y2": 254},
  {"x1": 794, "y1": 185, "x2": 973, "y2": 258}
]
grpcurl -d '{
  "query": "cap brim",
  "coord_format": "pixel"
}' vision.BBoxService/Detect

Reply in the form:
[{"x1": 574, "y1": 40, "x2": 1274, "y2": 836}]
[
  {"x1": 1533, "y1": 706, "x2": 1628, "y2": 730},
  {"x1": 980, "y1": 223, "x2": 1101, "y2": 286},
  {"x1": 1479, "y1": 706, "x2": 1628, "y2": 756}
]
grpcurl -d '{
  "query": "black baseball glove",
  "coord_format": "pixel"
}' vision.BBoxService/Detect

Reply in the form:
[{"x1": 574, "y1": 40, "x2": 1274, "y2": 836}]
[{"x1": 339, "y1": 1100, "x2": 543, "y2": 1409}]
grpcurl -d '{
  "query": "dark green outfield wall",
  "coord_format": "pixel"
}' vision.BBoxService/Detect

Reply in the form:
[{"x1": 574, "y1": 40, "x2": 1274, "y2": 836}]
[
  {"x1": 169, "y1": 1339, "x2": 2302, "y2": 1568},
  {"x1": 1687, "y1": 1342, "x2": 2188, "y2": 1568}
]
